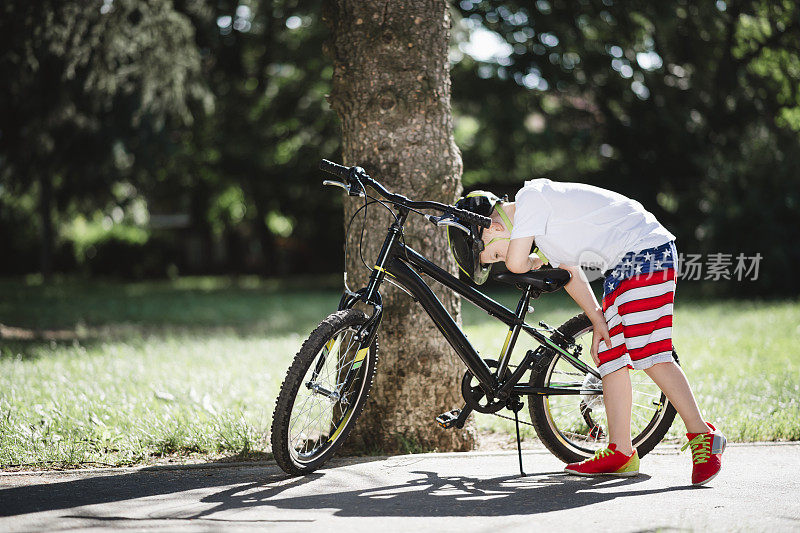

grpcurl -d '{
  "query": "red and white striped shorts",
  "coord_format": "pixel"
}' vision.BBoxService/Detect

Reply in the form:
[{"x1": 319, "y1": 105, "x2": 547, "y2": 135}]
[{"x1": 597, "y1": 243, "x2": 677, "y2": 377}]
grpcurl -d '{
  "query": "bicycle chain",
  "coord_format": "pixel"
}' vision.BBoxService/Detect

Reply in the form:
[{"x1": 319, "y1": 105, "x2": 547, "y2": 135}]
[
  {"x1": 492, "y1": 360, "x2": 536, "y2": 428},
  {"x1": 479, "y1": 361, "x2": 537, "y2": 427},
  {"x1": 484, "y1": 338, "x2": 586, "y2": 431},
  {"x1": 491, "y1": 411, "x2": 536, "y2": 428}
]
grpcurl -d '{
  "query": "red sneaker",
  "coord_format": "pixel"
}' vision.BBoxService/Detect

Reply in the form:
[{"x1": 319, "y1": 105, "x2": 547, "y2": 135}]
[
  {"x1": 682, "y1": 422, "x2": 726, "y2": 486},
  {"x1": 564, "y1": 443, "x2": 640, "y2": 477}
]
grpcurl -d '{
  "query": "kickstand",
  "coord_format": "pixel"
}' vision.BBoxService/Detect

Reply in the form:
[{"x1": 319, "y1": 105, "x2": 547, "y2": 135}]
[{"x1": 513, "y1": 407, "x2": 526, "y2": 477}]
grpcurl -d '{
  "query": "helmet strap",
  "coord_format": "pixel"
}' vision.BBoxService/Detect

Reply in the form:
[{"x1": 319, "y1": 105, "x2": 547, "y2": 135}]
[
  {"x1": 487, "y1": 237, "x2": 510, "y2": 246},
  {"x1": 495, "y1": 203, "x2": 514, "y2": 233}
]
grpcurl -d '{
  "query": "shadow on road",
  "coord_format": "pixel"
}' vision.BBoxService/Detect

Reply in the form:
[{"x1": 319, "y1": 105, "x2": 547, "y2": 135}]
[
  {"x1": 0, "y1": 460, "x2": 697, "y2": 521},
  {"x1": 190, "y1": 469, "x2": 696, "y2": 519}
]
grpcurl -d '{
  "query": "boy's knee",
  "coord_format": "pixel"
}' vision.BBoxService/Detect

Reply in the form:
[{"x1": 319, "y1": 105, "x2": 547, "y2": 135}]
[
  {"x1": 601, "y1": 366, "x2": 630, "y2": 380},
  {"x1": 643, "y1": 361, "x2": 676, "y2": 375}
]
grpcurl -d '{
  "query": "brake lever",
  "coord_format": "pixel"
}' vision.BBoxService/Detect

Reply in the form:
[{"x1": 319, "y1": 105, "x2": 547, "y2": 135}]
[
  {"x1": 322, "y1": 180, "x2": 365, "y2": 197},
  {"x1": 424, "y1": 214, "x2": 470, "y2": 234}
]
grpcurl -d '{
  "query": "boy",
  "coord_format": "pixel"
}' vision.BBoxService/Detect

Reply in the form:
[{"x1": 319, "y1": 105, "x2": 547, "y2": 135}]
[{"x1": 465, "y1": 178, "x2": 725, "y2": 485}]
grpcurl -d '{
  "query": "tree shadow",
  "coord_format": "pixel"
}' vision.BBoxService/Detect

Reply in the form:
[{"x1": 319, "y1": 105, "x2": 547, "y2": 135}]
[
  {"x1": 0, "y1": 460, "x2": 697, "y2": 521},
  {"x1": 189, "y1": 469, "x2": 696, "y2": 519},
  {"x1": 0, "y1": 337, "x2": 105, "y2": 361},
  {"x1": 0, "y1": 465, "x2": 302, "y2": 518}
]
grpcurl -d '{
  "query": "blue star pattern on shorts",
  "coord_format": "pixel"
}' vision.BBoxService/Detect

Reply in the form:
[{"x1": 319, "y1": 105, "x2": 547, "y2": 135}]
[{"x1": 603, "y1": 241, "x2": 678, "y2": 296}]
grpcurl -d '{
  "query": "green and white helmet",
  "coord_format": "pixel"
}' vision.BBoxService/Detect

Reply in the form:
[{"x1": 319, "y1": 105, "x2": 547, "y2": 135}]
[{"x1": 447, "y1": 191, "x2": 514, "y2": 285}]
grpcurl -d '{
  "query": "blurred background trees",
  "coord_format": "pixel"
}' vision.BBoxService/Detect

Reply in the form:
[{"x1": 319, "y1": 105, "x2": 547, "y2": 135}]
[{"x1": 1, "y1": 0, "x2": 798, "y2": 294}]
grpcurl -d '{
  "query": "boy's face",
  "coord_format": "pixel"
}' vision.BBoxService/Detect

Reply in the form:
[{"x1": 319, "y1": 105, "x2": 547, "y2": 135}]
[
  {"x1": 478, "y1": 220, "x2": 511, "y2": 265},
  {"x1": 479, "y1": 237, "x2": 508, "y2": 264}
]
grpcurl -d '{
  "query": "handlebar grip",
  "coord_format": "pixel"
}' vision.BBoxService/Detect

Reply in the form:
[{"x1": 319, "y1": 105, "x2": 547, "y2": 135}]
[
  {"x1": 455, "y1": 209, "x2": 492, "y2": 229},
  {"x1": 472, "y1": 214, "x2": 492, "y2": 229},
  {"x1": 319, "y1": 159, "x2": 350, "y2": 180}
]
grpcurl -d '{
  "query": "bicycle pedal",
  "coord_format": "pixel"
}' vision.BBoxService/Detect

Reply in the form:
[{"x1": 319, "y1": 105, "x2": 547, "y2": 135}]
[{"x1": 436, "y1": 409, "x2": 461, "y2": 429}]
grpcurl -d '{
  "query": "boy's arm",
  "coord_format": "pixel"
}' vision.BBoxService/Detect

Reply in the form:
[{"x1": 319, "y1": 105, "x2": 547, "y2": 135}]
[
  {"x1": 505, "y1": 239, "x2": 610, "y2": 364},
  {"x1": 505, "y1": 236, "x2": 537, "y2": 273},
  {"x1": 559, "y1": 264, "x2": 612, "y2": 366}
]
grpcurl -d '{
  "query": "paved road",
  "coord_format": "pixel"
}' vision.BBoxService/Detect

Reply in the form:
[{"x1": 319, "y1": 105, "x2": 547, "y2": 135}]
[{"x1": 1, "y1": 444, "x2": 799, "y2": 532}]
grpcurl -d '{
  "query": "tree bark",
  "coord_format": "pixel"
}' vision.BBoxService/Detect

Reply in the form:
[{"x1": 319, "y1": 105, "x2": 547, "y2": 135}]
[
  {"x1": 38, "y1": 172, "x2": 54, "y2": 280},
  {"x1": 325, "y1": 0, "x2": 473, "y2": 453}
]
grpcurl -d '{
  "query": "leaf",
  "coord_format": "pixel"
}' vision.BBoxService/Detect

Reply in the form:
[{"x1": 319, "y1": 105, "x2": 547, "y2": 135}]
[{"x1": 154, "y1": 390, "x2": 176, "y2": 402}]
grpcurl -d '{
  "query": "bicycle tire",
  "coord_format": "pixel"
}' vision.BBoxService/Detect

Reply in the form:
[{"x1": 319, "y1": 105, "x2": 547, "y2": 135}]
[
  {"x1": 271, "y1": 309, "x2": 378, "y2": 475},
  {"x1": 528, "y1": 313, "x2": 677, "y2": 463}
]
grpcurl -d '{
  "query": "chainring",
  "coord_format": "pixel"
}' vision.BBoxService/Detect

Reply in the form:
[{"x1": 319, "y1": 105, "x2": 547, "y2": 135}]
[{"x1": 461, "y1": 359, "x2": 509, "y2": 414}]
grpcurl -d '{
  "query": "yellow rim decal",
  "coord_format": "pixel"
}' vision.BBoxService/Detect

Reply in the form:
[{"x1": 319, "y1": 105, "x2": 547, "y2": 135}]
[
  {"x1": 354, "y1": 347, "x2": 369, "y2": 362},
  {"x1": 328, "y1": 407, "x2": 354, "y2": 442},
  {"x1": 326, "y1": 336, "x2": 342, "y2": 358}
]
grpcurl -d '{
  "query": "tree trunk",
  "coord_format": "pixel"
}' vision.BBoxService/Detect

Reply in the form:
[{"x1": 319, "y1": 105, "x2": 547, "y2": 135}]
[
  {"x1": 326, "y1": 0, "x2": 473, "y2": 453},
  {"x1": 38, "y1": 172, "x2": 54, "y2": 280}
]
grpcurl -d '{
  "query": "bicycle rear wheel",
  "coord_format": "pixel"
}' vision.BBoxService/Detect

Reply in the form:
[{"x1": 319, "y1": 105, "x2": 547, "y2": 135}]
[
  {"x1": 528, "y1": 313, "x2": 677, "y2": 463},
  {"x1": 271, "y1": 309, "x2": 378, "y2": 475}
]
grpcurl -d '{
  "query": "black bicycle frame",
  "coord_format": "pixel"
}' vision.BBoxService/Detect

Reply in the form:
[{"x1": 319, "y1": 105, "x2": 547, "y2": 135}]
[{"x1": 339, "y1": 208, "x2": 601, "y2": 402}]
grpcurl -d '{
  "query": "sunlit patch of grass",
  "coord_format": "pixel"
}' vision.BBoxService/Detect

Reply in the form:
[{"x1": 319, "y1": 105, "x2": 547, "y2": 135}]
[
  {"x1": 0, "y1": 277, "x2": 797, "y2": 468},
  {"x1": 0, "y1": 276, "x2": 332, "y2": 468},
  {"x1": 0, "y1": 331, "x2": 295, "y2": 467}
]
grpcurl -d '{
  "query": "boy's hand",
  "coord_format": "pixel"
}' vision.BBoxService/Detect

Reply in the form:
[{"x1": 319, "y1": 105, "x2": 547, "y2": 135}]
[
  {"x1": 559, "y1": 264, "x2": 612, "y2": 366},
  {"x1": 528, "y1": 256, "x2": 544, "y2": 270},
  {"x1": 590, "y1": 315, "x2": 612, "y2": 366}
]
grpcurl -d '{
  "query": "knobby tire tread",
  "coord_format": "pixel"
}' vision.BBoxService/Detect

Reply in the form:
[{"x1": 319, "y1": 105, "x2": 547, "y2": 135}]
[{"x1": 271, "y1": 309, "x2": 378, "y2": 476}]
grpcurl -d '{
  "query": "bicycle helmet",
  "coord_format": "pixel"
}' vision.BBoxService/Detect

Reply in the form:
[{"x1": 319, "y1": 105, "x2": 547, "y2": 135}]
[{"x1": 447, "y1": 191, "x2": 514, "y2": 285}]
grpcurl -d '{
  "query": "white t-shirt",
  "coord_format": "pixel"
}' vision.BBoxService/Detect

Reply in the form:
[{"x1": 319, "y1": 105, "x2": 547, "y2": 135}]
[{"x1": 510, "y1": 178, "x2": 675, "y2": 270}]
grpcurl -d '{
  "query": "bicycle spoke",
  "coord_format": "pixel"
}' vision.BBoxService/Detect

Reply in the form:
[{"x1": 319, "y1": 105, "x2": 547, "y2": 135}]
[
  {"x1": 631, "y1": 400, "x2": 659, "y2": 412},
  {"x1": 533, "y1": 324, "x2": 674, "y2": 460},
  {"x1": 282, "y1": 320, "x2": 373, "y2": 466}
]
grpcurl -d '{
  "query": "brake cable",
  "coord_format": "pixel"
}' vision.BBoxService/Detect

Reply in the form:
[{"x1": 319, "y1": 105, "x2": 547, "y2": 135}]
[{"x1": 343, "y1": 178, "x2": 430, "y2": 294}]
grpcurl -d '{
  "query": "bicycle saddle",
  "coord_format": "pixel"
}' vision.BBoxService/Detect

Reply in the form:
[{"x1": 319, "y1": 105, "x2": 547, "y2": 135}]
[{"x1": 492, "y1": 268, "x2": 571, "y2": 292}]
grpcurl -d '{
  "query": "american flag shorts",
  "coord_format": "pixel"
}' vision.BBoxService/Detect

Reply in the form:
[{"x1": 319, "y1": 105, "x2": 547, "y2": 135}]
[{"x1": 597, "y1": 241, "x2": 678, "y2": 377}]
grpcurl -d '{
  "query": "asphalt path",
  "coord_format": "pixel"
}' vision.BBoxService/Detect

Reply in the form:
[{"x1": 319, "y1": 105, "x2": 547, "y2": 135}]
[{"x1": 1, "y1": 443, "x2": 799, "y2": 532}]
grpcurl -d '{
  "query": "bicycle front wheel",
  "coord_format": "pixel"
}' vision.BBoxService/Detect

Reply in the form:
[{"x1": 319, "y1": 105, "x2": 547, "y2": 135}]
[
  {"x1": 528, "y1": 313, "x2": 677, "y2": 463},
  {"x1": 271, "y1": 309, "x2": 378, "y2": 475}
]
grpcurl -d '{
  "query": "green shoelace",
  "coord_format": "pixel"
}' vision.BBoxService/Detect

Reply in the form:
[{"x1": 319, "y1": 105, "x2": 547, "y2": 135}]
[
  {"x1": 682, "y1": 434, "x2": 711, "y2": 464},
  {"x1": 589, "y1": 447, "x2": 614, "y2": 462}
]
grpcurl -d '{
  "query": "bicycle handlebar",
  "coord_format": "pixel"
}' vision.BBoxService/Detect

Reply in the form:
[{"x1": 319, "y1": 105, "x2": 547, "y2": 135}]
[
  {"x1": 319, "y1": 159, "x2": 350, "y2": 181},
  {"x1": 319, "y1": 159, "x2": 492, "y2": 229}
]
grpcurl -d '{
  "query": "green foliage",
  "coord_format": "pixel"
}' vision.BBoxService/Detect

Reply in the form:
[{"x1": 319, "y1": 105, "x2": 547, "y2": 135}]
[
  {"x1": 1, "y1": 0, "x2": 798, "y2": 294},
  {"x1": 452, "y1": 0, "x2": 800, "y2": 294},
  {"x1": 67, "y1": 215, "x2": 148, "y2": 257},
  {"x1": 0, "y1": 0, "x2": 208, "y2": 276}
]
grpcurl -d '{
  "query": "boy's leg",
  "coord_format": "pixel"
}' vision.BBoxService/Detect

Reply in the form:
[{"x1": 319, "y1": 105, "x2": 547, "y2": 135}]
[
  {"x1": 643, "y1": 361, "x2": 710, "y2": 434},
  {"x1": 645, "y1": 360, "x2": 726, "y2": 485},
  {"x1": 602, "y1": 366, "x2": 634, "y2": 456},
  {"x1": 564, "y1": 366, "x2": 639, "y2": 476}
]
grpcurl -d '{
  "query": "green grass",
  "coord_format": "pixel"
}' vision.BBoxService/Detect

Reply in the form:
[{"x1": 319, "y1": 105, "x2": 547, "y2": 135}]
[{"x1": 0, "y1": 276, "x2": 798, "y2": 468}]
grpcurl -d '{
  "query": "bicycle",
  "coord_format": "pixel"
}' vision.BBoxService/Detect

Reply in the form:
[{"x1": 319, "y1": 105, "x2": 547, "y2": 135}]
[{"x1": 270, "y1": 160, "x2": 677, "y2": 476}]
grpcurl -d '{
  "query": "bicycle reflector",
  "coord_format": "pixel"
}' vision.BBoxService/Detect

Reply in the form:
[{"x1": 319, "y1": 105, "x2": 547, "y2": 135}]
[{"x1": 447, "y1": 191, "x2": 511, "y2": 285}]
